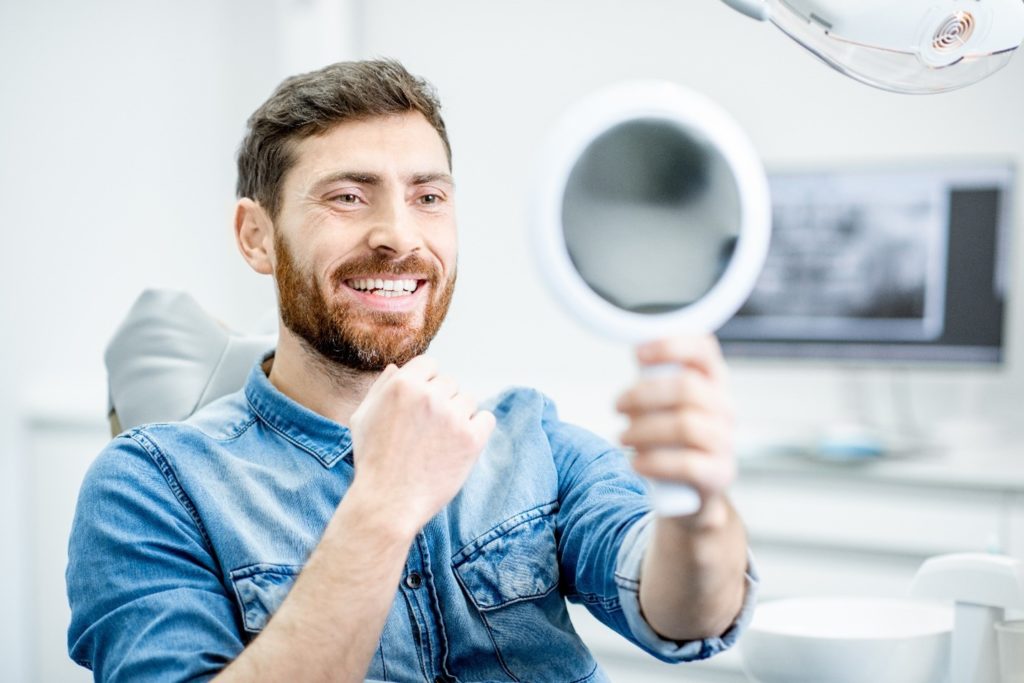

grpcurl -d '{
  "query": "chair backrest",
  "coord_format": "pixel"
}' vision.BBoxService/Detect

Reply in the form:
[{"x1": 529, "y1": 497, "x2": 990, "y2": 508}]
[{"x1": 106, "y1": 290, "x2": 276, "y2": 433}]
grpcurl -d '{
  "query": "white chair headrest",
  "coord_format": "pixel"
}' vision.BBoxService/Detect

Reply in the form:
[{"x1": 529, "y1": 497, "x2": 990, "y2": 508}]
[{"x1": 106, "y1": 290, "x2": 276, "y2": 430}]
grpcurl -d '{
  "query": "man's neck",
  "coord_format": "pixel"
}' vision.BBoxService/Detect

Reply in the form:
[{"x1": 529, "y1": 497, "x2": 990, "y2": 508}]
[{"x1": 267, "y1": 326, "x2": 379, "y2": 426}]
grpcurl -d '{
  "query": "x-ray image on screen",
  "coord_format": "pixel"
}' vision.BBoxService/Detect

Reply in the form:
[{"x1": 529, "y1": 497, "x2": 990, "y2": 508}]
[
  {"x1": 720, "y1": 163, "x2": 1013, "y2": 364},
  {"x1": 734, "y1": 170, "x2": 949, "y2": 341}
]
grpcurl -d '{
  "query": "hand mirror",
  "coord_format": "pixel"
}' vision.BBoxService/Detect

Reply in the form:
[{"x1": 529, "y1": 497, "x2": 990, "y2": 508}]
[{"x1": 533, "y1": 82, "x2": 771, "y2": 516}]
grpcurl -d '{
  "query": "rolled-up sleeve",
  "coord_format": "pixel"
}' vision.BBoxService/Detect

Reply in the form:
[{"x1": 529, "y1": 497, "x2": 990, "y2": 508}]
[
  {"x1": 543, "y1": 394, "x2": 759, "y2": 663},
  {"x1": 615, "y1": 511, "x2": 760, "y2": 661},
  {"x1": 67, "y1": 432, "x2": 244, "y2": 682}
]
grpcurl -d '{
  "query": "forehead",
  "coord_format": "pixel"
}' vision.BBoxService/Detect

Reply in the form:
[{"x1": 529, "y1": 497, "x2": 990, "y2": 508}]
[{"x1": 288, "y1": 111, "x2": 450, "y2": 183}]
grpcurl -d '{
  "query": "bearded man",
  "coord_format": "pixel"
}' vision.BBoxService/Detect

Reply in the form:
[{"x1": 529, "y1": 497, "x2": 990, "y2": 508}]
[{"x1": 67, "y1": 59, "x2": 757, "y2": 683}]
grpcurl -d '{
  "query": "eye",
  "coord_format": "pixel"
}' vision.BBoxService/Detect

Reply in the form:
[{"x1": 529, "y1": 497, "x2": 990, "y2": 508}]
[
  {"x1": 333, "y1": 193, "x2": 362, "y2": 205},
  {"x1": 419, "y1": 194, "x2": 442, "y2": 205}
]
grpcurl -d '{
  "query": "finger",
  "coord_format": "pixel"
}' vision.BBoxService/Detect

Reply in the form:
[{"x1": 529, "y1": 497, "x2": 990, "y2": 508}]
[
  {"x1": 615, "y1": 369, "x2": 730, "y2": 416},
  {"x1": 468, "y1": 409, "x2": 497, "y2": 446},
  {"x1": 370, "y1": 362, "x2": 399, "y2": 386},
  {"x1": 428, "y1": 373, "x2": 460, "y2": 400},
  {"x1": 620, "y1": 410, "x2": 732, "y2": 453},
  {"x1": 636, "y1": 334, "x2": 727, "y2": 380},
  {"x1": 396, "y1": 355, "x2": 440, "y2": 383},
  {"x1": 450, "y1": 392, "x2": 479, "y2": 420},
  {"x1": 632, "y1": 447, "x2": 737, "y2": 494},
  {"x1": 362, "y1": 363, "x2": 401, "y2": 402}
]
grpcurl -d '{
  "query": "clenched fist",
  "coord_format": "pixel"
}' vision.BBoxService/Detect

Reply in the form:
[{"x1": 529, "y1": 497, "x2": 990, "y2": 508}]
[{"x1": 348, "y1": 356, "x2": 496, "y2": 535}]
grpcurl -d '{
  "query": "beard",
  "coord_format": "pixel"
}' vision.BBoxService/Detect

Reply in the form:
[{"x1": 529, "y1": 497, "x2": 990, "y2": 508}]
[{"x1": 274, "y1": 231, "x2": 456, "y2": 372}]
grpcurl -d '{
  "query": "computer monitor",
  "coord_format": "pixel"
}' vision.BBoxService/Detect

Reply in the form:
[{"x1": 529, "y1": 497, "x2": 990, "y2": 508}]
[{"x1": 719, "y1": 162, "x2": 1014, "y2": 365}]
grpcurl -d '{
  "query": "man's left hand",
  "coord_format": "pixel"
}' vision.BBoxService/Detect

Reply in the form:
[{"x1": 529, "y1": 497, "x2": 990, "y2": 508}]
[{"x1": 615, "y1": 334, "x2": 736, "y2": 517}]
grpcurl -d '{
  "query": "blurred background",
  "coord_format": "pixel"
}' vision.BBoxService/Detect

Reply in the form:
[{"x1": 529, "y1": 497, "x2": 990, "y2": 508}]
[{"x1": 2, "y1": 0, "x2": 1024, "y2": 681}]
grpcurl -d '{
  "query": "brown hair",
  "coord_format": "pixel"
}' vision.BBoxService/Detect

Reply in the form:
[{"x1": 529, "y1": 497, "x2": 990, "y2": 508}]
[{"x1": 236, "y1": 59, "x2": 451, "y2": 219}]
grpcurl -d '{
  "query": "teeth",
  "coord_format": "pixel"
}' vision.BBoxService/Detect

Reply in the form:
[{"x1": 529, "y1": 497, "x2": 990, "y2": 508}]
[{"x1": 349, "y1": 278, "x2": 420, "y2": 294}]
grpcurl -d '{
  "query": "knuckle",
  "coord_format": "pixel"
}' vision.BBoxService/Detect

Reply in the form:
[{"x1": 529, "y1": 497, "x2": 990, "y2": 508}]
[
  {"x1": 391, "y1": 374, "x2": 416, "y2": 397},
  {"x1": 456, "y1": 426, "x2": 480, "y2": 453},
  {"x1": 672, "y1": 455, "x2": 700, "y2": 483},
  {"x1": 675, "y1": 374, "x2": 692, "y2": 403},
  {"x1": 434, "y1": 392, "x2": 455, "y2": 416},
  {"x1": 675, "y1": 412, "x2": 695, "y2": 443}
]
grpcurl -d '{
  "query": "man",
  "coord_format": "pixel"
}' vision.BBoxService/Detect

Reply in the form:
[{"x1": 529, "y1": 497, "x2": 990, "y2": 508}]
[{"x1": 67, "y1": 59, "x2": 756, "y2": 682}]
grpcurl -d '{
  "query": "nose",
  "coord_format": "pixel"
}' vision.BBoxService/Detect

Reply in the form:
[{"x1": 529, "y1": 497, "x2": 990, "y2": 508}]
[{"x1": 366, "y1": 196, "x2": 423, "y2": 256}]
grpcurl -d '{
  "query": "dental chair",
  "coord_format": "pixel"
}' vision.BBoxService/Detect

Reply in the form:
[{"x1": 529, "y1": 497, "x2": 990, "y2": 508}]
[{"x1": 105, "y1": 290, "x2": 276, "y2": 435}]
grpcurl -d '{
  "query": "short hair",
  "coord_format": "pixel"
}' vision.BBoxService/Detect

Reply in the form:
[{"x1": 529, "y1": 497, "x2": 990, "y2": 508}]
[{"x1": 236, "y1": 59, "x2": 451, "y2": 219}]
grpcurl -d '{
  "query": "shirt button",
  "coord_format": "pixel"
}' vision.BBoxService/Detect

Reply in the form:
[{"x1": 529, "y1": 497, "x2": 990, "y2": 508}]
[
  {"x1": 434, "y1": 677, "x2": 446, "y2": 683},
  {"x1": 405, "y1": 571, "x2": 422, "y2": 589}
]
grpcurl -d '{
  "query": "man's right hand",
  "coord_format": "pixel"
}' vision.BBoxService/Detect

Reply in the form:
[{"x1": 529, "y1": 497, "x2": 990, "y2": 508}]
[{"x1": 347, "y1": 356, "x2": 496, "y2": 534}]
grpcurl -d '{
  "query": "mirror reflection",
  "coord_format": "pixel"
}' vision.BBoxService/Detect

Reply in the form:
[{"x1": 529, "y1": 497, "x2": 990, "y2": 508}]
[{"x1": 561, "y1": 119, "x2": 742, "y2": 314}]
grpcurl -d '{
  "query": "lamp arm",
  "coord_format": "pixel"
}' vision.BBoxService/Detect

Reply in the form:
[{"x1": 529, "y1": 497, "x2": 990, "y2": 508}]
[{"x1": 719, "y1": 0, "x2": 770, "y2": 21}]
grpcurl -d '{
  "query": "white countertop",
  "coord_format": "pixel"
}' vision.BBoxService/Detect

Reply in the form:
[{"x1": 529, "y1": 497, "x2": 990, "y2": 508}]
[{"x1": 738, "y1": 443, "x2": 1024, "y2": 491}]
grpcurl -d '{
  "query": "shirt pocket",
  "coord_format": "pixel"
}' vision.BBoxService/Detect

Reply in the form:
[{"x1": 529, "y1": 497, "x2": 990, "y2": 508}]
[
  {"x1": 452, "y1": 503, "x2": 597, "y2": 682},
  {"x1": 228, "y1": 562, "x2": 390, "y2": 678},
  {"x1": 228, "y1": 562, "x2": 303, "y2": 634}
]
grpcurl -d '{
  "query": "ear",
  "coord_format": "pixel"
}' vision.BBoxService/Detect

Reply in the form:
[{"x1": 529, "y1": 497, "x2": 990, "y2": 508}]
[{"x1": 234, "y1": 198, "x2": 275, "y2": 275}]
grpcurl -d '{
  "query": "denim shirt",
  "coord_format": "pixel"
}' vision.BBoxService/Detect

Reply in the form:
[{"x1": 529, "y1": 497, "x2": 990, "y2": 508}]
[{"x1": 67, "y1": 360, "x2": 758, "y2": 682}]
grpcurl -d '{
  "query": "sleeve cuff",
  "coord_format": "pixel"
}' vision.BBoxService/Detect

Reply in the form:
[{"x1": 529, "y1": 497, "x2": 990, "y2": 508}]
[{"x1": 614, "y1": 511, "x2": 760, "y2": 662}]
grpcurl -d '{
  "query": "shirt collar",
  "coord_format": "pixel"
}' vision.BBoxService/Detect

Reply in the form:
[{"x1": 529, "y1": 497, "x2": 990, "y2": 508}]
[{"x1": 243, "y1": 354, "x2": 353, "y2": 469}]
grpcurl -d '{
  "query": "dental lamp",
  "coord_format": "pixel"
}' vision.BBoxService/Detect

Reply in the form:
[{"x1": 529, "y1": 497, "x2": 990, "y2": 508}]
[{"x1": 720, "y1": 0, "x2": 1024, "y2": 93}]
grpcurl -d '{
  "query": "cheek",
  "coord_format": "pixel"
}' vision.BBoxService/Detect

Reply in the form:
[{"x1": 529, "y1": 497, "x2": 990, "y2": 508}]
[
  {"x1": 428, "y1": 226, "x2": 459, "y2": 275},
  {"x1": 314, "y1": 234, "x2": 362, "y2": 281}
]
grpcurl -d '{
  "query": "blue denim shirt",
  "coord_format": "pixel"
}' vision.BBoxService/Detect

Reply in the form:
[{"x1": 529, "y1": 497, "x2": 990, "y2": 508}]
[{"x1": 67, "y1": 360, "x2": 758, "y2": 682}]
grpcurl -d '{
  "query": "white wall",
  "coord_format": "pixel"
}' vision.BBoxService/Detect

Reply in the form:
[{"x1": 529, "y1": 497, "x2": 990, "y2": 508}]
[
  {"x1": 3, "y1": 0, "x2": 1024, "y2": 679},
  {"x1": 0, "y1": 1, "x2": 358, "y2": 678}
]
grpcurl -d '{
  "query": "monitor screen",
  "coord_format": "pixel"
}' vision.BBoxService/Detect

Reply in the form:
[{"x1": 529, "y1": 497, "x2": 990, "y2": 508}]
[{"x1": 719, "y1": 163, "x2": 1014, "y2": 364}]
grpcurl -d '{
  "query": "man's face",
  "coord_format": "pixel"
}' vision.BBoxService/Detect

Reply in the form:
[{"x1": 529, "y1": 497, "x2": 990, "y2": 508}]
[{"x1": 271, "y1": 111, "x2": 457, "y2": 371}]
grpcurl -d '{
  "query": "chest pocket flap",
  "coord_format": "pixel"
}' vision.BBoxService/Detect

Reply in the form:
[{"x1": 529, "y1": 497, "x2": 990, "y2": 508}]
[
  {"x1": 453, "y1": 503, "x2": 560, "y2": 610},
  {"x1": 229, "y1": 563, "x2": 303, "y2": 633}
]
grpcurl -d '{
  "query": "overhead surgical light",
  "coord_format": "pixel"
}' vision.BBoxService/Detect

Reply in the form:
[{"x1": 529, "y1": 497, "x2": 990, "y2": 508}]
[{"x1": 721, "y1": 0, "x2": 1024, "y2": 94}]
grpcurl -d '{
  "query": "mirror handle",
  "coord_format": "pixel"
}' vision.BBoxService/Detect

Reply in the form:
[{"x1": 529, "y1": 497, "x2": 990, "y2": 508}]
[{"x1": 639, "y1": 363, "x2": 703, "y2": 517}]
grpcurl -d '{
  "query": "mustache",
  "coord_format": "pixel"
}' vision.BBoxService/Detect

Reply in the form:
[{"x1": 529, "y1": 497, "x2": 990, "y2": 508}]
[{"x1": 329, "y1": 253, "x2": 441, "y2": 289}]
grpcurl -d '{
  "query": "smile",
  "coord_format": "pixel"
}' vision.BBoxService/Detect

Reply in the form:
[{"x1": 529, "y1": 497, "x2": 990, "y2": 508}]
[{"x1": 346, "y1": 277, "x2": 421, "y2": 298}]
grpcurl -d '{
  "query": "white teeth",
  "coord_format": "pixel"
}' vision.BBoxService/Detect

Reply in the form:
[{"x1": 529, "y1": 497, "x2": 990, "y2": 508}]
[{"x1": 349, "y1": 278, "x2": 420, "y2": 293}]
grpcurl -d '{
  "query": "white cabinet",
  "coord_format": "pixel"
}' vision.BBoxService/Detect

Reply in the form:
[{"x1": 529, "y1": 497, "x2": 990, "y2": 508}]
[{"x1": 24, "y1": 414, "x2": 106, "y2": 683}]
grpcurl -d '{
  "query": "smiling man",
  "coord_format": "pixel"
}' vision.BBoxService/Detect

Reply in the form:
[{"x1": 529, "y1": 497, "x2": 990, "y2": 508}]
[{"x1": 67, "y1": 60, "x2": 756, "y2": 682}]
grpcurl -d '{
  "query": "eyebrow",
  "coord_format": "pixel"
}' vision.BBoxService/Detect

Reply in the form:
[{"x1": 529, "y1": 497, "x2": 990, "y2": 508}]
[
  {"x1": 410, "y1": 172, "x2": 455, "y2": 189},
  {"x1": 311, "y1": 170, "x2": 455, "y2": 193}
]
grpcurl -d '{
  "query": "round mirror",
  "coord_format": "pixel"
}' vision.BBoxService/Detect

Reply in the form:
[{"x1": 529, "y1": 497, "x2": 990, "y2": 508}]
[
  {"x1": 534, "y1": 81, "x2": 771, "y2": 343},
  {"x1": 533, "y1": 82, "x2": 771, "y2": 516}
]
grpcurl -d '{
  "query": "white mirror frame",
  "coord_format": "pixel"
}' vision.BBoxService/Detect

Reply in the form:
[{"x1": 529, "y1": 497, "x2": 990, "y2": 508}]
[{"x1": 533, "y1": 81, "x2": 772, "y2": 343}]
